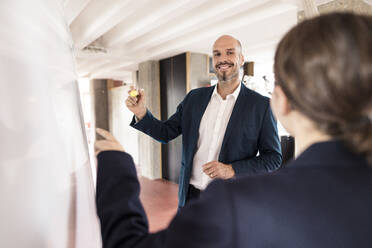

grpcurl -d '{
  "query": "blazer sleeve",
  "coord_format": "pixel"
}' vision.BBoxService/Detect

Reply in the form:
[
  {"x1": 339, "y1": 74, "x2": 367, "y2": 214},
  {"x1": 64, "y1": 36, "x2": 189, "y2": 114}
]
[
  {"x1": 231, "y1": 103, "x2": 282, "y2": 175},
  {"x1": 129, "y1": 99, "x2": 184, "y2": 144},
  {"x1": 96, "y1": 151, "x2": 234, "y2": 248}
]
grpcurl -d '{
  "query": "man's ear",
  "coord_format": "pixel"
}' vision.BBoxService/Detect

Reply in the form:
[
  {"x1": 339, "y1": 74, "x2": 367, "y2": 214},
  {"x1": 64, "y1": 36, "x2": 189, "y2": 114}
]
[
  {"x1": 240, "y1": 54, "x2": 245, "y2": 67},
  {"x1": 274, "y1": 85, "x2": 291, "y2": 116}
]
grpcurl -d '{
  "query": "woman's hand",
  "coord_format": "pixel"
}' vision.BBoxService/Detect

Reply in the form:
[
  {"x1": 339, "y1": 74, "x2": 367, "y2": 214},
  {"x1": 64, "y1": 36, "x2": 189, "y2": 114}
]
[{"x1": 94, "y1": 128, "x2": 125, "y2": 156}]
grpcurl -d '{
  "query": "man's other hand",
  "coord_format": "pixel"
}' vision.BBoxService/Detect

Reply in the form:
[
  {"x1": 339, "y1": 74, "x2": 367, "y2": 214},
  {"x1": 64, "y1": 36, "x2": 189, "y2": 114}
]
[{"x1": 202, "y1": 161, "x2": 235, "y2": 179}]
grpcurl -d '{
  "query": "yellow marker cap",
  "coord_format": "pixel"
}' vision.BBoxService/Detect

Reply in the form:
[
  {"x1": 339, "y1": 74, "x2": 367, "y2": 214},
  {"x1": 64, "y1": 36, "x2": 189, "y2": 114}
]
[{"x1": 129, "y1": 89, "x2": 139, "y2": 97}]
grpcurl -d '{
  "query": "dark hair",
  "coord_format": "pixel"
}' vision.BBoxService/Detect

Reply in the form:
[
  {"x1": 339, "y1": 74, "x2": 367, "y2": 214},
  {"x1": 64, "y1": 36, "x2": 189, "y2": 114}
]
[{"x1": 274, "y1": 12, "x2": 372, "y2": 164}]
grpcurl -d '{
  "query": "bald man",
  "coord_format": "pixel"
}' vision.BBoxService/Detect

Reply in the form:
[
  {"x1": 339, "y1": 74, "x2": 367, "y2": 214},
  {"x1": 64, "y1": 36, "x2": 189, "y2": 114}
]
[{"x1": 126, "y1": 35, "x2": 282, "y2": 208}]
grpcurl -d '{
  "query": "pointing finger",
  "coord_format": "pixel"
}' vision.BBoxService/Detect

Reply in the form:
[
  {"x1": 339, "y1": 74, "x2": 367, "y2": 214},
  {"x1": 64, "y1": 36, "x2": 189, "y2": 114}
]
[{"x1": 96, "y1": 128, "x2": 117, "y2": 142}]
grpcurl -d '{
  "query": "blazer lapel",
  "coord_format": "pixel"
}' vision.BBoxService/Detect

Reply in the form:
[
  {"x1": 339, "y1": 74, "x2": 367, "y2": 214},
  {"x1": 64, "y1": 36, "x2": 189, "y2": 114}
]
[
  {"x1": 192, "y1": 85, "x2": 215, "y2": 129},
  {"x1": 219, "y1": 83, "x2": 247, "y2": 161},
  {"x1": 188, "y1": 86, "x2": 215, "y2": 161}
]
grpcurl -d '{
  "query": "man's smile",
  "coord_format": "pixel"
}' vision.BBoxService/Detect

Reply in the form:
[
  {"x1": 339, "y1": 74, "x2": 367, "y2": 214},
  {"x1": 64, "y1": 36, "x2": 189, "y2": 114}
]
[{"x1": 216, "y1": 63, "x2": 234, "y2": 72}]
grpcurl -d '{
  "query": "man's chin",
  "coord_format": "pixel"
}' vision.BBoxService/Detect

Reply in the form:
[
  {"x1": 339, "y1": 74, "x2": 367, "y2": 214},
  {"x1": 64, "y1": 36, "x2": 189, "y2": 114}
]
[
  {"x1": 216, "y1": 72, "x2": 239, "y2": 83},
  {"x1": 216, "y1": 70, "x2": 226, "y2": 78},
  {"x1": 216, "y1": 72, "x2": 231, "y2": 82},
  {"x1": 218, "y1": 77, "x2": 231, "y2": 83}
]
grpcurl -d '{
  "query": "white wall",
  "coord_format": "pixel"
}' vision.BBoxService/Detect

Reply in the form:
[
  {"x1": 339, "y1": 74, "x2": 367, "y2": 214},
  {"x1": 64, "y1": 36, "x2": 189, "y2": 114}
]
[{"x1": 109, "y1": 85, "x2": 139, "y2": 165}]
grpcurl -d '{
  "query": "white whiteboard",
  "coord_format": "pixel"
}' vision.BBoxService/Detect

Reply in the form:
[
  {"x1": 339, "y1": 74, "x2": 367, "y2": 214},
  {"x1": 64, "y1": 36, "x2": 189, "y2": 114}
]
[{"x1": 0, "y1": 0, "x2": 101, "y2": 247}]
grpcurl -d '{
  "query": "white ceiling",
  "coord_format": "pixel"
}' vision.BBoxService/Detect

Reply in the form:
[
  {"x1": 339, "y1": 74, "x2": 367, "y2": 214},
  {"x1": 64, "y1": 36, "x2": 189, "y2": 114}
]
[{"x1": 63, "y1": 0, "x2": 331, "y2": 82}]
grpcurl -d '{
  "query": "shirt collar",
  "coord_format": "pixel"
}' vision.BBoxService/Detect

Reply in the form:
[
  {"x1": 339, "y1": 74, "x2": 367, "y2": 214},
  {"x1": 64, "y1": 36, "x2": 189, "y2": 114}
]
[{"x1": 212, "y1": 82, "x2": 241, "y2": 100}]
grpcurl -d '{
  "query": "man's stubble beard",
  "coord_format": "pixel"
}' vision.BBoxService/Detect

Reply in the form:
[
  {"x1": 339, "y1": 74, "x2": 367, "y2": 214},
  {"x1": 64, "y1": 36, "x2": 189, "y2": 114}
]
[{"x1": 216, "y1": 64, "x2": 240, "y2": 84}]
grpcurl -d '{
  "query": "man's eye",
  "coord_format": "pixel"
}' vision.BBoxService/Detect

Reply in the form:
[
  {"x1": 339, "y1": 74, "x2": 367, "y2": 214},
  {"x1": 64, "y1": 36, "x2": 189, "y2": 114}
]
[
  {"x1": 227, "y1": 51, "x2": 234, "y2": 55},
  {"x1": 214, "y1": 53, "x2": 220, "y2": 57}
]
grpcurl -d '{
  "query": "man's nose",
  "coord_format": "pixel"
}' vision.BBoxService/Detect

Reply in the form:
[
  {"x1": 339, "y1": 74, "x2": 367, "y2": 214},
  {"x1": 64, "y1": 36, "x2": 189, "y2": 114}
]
[{"x1": 219, "y1": 53, "x2": 228, "y2": 61}]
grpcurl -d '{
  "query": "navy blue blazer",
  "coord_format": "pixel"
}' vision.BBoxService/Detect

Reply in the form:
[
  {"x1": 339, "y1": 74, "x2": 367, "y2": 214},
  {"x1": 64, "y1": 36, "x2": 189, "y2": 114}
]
[
  {"x1": 96, "y1": 140, "x2": 372, "y2": 248},
  {"x1": 131, "y1": 83, "x2": 282, "y2": 207}
]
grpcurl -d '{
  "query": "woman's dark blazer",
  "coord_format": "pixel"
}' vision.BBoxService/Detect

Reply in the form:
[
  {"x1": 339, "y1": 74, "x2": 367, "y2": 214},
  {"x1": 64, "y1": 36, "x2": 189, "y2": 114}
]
[{"x1": 96, "y1": 140, "x2": 372, "y2": 248}]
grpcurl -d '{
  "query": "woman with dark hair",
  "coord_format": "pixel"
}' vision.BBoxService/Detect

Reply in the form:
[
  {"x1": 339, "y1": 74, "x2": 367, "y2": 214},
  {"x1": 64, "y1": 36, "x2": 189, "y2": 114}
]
[
  {"x1": 272, "y1": 12, "x2": 372, "y2": 164},
  {"x1": 95, "y1": 12, "x2": 372, "y2": 248}
]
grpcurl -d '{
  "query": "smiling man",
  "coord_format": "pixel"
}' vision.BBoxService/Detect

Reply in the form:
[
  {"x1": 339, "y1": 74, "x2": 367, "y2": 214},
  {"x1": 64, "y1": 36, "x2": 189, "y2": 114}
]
[
  {"x1": 126, "y1": 35, "x2": 282, "y2": 208},
  {"x1": 213, "y1": 35, "x2": 242, "y2": 83}
]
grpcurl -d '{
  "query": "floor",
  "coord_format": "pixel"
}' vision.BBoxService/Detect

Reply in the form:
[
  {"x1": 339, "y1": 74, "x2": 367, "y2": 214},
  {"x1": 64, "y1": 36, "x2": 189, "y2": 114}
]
[{"x1": 139, "y1": 177, "x2": 178, "y2": 232}]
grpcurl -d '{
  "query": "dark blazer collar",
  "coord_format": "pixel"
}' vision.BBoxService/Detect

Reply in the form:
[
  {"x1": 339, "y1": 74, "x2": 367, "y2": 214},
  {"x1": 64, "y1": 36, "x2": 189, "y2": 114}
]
[
  {"x1": 193, "y1": 85, "x2": 215, "y2": 121},
  {"x1": 219, "y1": 83, "x2": 248, "y2": 159},
  {"x1": 188, "y1": 85, "x2": 215, "y2": 151},
  {"x1": 291, "y1": 140, "x2": 369, "y2": 168},
  {"x1": 194, "y1": 82, "x2": 246, "y2": 124},
  {"x1": 209, "y1": 81, "x2": 248, "y2": 97}
]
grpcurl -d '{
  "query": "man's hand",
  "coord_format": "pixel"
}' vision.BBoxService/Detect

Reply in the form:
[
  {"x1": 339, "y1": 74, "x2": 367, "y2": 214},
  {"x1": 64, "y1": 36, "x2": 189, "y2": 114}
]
[
  {"x1": 202, "y1": 161, "x2": 235, "y2": 179},
  {"x1": 125, "y1": 86, "x2": 147, "y2": 120},
  {"x1": 95, "y1": 128, "x2": 124, "y2": 156}
]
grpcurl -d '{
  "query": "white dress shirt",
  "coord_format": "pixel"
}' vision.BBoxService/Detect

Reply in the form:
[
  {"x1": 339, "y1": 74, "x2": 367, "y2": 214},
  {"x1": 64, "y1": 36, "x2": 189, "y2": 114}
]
[{"x1": 190, "y1": 83, "x2": 241, "y2": 190}]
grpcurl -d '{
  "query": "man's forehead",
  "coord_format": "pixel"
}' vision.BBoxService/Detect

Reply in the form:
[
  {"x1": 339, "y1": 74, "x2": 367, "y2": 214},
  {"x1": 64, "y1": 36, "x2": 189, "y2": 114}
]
[
  {"x1": 213, "y1": 47, "x2": 236, "y2": 52},
  {"x1": 213, "y1": 37, "x2": 239, "y2": 51}
]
